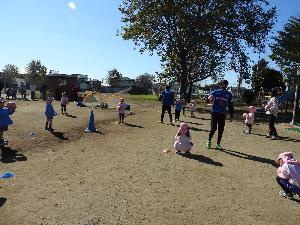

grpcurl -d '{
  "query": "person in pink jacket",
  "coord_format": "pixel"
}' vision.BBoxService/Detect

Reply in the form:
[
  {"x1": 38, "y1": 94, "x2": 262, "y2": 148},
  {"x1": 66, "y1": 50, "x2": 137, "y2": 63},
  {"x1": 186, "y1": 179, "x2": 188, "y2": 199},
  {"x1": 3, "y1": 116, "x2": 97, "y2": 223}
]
[
  {"x1": 174, "y1": 123, "x2": 193, "y2": 154},
  {"x1": 189, "y1": 100, "x2": 197, "y2": 118},
  {"x1": 242, "y1": 106, "x2": 256, "y2": 134},
  {"x1": 60, "y1": 92, "x2": 69, "y2": 115},
  {"x1": 116, "y1": 98, "x2": 126, "y2": 124},
  {"x1": 276, "y1": 152, "x2": 300, "y2": 199}
]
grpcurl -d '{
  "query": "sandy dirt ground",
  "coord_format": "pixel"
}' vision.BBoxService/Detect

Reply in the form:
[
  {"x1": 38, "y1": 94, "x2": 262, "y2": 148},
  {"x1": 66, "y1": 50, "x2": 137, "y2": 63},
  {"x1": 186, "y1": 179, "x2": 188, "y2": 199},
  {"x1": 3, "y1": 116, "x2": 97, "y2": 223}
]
[{"x1": 0, "y1": 97, "x2": 300, "y2": 225}]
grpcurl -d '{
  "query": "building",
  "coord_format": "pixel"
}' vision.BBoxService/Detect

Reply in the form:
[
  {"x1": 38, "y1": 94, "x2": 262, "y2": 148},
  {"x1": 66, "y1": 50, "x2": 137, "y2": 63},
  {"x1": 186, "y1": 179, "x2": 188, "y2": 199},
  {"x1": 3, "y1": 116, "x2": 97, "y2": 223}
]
[{"x1": 46, "y1": 73, "x2": 77, "y2": 99}]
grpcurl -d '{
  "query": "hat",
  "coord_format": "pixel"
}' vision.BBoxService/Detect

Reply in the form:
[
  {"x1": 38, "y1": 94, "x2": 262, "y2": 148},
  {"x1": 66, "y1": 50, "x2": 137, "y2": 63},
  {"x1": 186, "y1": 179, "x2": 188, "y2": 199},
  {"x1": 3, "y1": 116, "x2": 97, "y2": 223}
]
[
  {"x1": 177, "y1": 123, "x2": 190, "y2": 134},
  {"x1": 276, "y1": 152, "x2": 294, "y2": 164},
  {"x1": 0, "y1": 98, "x2": 5, "y2": 103}
]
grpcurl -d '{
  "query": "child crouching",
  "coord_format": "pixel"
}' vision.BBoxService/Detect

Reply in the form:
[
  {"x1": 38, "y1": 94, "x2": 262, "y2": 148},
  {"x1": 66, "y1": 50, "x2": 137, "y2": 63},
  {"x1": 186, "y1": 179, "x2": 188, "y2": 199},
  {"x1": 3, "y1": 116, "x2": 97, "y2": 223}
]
[
  {"x1": 0, "y1": 98, "x2": 16, "y2": 145},
  {"x1": 174, "y1": 123, "x2": 193, "y2": 154}
]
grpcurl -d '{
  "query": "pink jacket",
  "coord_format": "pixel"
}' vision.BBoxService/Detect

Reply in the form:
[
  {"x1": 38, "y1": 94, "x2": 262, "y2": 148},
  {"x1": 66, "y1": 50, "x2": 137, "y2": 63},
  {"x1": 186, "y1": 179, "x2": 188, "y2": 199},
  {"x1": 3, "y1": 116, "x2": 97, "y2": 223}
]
[
  {"x1": 118, "y1": 103, "x2": 126, "y2": 114},
  {"x1": 61, "y1": 96, "x2": 69, "y2": 105},
  {"x1": 243, "y1": 106, "x2": 256, "y2": 124},
  {"x1": 277, "y1": 152, "x2": 300, "y2": 188},
  {"x1": 174, "y1": 123, "x2": 192, "y2": 152},
  {"x1": 189, "y1": 101, "x2": 197, "y2": 111}
]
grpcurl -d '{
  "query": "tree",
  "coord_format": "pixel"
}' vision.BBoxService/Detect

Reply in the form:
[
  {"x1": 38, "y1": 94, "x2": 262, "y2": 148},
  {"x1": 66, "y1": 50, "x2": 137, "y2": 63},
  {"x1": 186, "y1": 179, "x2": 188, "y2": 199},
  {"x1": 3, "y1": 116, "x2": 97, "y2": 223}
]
[
  {"x1": 106, "y1": 69, "x2": 122, "y2": 86},
  {"x1": 119, "y1": 0, "x2": 276, "y2": 100},
  {"x1": 3, "y1": 64, "x2": 20, "y2": 82},
  {"x1": 270, "y1": 16, "x2": 300, "y2": 89},
  {"x1": 133, "y1": 73, "x2": 155, "y2": 94},
  {"x1": 251, "y1": 59, "x2": 285, "y2": 93},
  {"x1": 25, "y1": 60, "x2": 47, "y2": 86}
]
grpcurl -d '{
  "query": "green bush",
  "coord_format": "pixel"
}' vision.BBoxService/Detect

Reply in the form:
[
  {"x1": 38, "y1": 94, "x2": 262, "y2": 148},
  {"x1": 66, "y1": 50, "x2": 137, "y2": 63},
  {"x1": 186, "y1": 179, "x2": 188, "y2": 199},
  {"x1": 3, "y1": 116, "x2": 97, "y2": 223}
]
[{"x1": 242, "y1": 90, "x2": 255, "y2": 105}]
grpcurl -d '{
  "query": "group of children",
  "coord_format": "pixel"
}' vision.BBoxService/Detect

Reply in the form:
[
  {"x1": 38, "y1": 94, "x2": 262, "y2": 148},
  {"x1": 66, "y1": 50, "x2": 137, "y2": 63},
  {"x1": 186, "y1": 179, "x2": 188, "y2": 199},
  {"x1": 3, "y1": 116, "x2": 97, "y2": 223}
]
[{"x1": 173, "y1": 98, "x2": 197, "y2": 122}]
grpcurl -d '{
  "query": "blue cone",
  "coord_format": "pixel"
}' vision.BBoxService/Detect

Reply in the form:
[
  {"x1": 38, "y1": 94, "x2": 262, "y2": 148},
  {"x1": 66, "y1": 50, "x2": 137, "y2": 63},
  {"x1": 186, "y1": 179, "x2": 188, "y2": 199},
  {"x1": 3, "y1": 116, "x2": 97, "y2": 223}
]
[
  {"x1": 85, "y1": 110, "x2": 97, "y2": 132},
  {"x1": 0, "y1": 172, "x2": 14, "y2": 179}
]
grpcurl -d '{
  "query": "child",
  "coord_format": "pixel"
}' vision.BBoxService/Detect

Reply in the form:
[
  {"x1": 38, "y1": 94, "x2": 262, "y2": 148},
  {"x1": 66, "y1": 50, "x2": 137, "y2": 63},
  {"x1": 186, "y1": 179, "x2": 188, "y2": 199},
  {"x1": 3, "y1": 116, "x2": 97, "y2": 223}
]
[
  {"x1": 45, "y1": 97, "x2": 57, "y2": 131},
  {"x1": 265, "y1": 88, "x2": 279, "y2": 140},
  {"x1": 60, "y1": 92, "x2": 69, "y2": 115},
  {"x1": 275, "y1": 152, "x2": 300, "y2": 199},
  {"x1": 173, "y1": 98, "x2": 182, "y2": 122},
  {"x1": 174, "y1": 123, "x2": 193, "y2": 154},
  {"x1": 242, "y1": 106, "x2": 256, "y2": 134},
  {"x1": 0, "y1": 98, "x2": 16, "y2": 145},
  {"x1": 116, "y1": 98, "x2": 126, "y2": 124},
  {"x1": 181, "y1": 96, "x2": 187, "y2": 116},
  {"x1": 189, "y1": 100, "x2": 197, "y2": 118}
]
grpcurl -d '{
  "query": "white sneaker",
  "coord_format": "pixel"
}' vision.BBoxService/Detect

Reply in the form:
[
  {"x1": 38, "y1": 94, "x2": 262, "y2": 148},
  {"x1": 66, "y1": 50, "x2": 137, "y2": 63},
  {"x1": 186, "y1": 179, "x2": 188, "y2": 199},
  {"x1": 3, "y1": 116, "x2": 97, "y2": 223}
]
[
  {"x1": 279, "y1": 190, "x2": 294, "y2": 199},
  {"x1": 271, "y1": 136, "x2": 279, "y2": 140}
]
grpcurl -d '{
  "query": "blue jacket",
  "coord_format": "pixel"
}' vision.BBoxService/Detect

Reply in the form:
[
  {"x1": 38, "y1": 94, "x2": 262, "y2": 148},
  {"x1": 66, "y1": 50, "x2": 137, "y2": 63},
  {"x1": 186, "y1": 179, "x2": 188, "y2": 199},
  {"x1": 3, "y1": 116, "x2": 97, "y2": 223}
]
[
  {"x1": 45, "y1": 104, "x2": 57, "y2": 118},
  {"x1": 159, "y1": 89, "x2": 174, "y2": 106},
  {"x1": 0, "y1": 107, "x2": 14, "y2": 127}
]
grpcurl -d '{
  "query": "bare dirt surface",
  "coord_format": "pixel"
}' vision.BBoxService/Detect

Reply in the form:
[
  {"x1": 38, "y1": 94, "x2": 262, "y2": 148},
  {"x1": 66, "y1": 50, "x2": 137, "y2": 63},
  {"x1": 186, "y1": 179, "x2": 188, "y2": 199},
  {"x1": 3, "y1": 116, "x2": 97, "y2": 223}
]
[{"x1": 1, "y1": 97, "x2": 300, "y2": 225}]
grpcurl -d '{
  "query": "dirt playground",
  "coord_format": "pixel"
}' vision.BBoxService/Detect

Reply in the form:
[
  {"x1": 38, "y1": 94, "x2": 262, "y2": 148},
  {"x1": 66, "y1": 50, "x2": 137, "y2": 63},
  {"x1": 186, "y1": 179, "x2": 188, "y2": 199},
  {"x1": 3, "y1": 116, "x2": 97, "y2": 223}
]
[{"x1": 0, "y1": 98, "x2": 299, "y2": 225}]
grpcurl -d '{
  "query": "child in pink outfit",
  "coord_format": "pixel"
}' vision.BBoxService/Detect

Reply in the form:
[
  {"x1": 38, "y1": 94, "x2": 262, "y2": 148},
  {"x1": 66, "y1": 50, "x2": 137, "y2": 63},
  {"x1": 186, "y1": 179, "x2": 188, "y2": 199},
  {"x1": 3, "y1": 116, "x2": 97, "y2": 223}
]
[
  {"x1": 174, "y1": 123, "x2": 193, "y2": 154},
  {"x1": 242, "y1": 106, "x2": 256, "y2": 134},
  {"x1": 116, "y1": 98, "x2": 126, "y2": 124},
  {"x1": 60, "y1": 92, "x2": 69, "y2": 115},
  {"x1": 189, "y1": 100, "x2": 197, "y2": 118},
  {"x1": 275, "y1": 152, "x2": 300, "y2": 199}
]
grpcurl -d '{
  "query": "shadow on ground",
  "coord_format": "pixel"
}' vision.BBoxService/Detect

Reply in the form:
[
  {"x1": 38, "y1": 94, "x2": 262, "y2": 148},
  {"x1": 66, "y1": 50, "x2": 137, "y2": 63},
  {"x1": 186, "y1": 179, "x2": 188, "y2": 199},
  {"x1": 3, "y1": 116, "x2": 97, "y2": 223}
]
[
  {"x1": 179, "y1": 153, "x2": 223, "y2": 167},
  {"x1": 0, "y1": 147, "x2": 27, "y2": 163}
]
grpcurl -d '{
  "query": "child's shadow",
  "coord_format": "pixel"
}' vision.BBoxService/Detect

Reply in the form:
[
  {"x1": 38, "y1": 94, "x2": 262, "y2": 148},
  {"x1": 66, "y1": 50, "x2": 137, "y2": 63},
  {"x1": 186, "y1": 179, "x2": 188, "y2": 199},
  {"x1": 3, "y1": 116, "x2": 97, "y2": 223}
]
[
  {"x1": 50, "y1": 131, "x2": 69, "y2": 140},
  {"x1": 179, "y1": 153, "x2": 223, "y2": 167},
  {"x1": 0, "y1": 197, "x2": 7, "y2": 207},
  {"x1": 65, "y1": 114, "x2": 77, "y2": 118},
  {"x1": 0, "y1": 146, "x2": 27, "y2": 163},
  {"x1": 124, "y1": 123, "x2": 144, "y2": 128}
]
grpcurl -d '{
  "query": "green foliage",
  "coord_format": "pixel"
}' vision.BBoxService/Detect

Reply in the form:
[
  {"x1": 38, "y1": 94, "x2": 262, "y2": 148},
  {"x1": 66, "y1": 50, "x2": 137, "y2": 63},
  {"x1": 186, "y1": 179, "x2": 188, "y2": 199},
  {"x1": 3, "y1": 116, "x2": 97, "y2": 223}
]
[
  {"x1": 3, "y1": 64, "x2": 20, "y2": 81},
  {"x1": 133, "y1": 73, "x2": 155, "y2": 94},
  {"x1": 270, "y1": 16, "x2": 300, "y2": 88},
  {"x1": 242, "y1": 90, "x2": 255, "y2": 105},
  {"x1": 25, "y1": 60, "x2": 47, "y2": 86},
  {"x1": 251, "y1": 59, "x2": 285, "y2": 93},
  {"x1": 119, "y1": 0, "x2": 277, "y2": 98},
  {"x1": 106, "y1": 69, "x2": 122, "y2": 86}
]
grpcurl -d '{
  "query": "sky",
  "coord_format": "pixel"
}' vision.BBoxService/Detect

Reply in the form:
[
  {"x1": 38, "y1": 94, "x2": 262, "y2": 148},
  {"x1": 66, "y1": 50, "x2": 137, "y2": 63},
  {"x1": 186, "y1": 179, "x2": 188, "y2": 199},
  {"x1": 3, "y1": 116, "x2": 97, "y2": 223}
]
[{"x1": 0, "y1": 0, "x2": 300, "y2": 86}]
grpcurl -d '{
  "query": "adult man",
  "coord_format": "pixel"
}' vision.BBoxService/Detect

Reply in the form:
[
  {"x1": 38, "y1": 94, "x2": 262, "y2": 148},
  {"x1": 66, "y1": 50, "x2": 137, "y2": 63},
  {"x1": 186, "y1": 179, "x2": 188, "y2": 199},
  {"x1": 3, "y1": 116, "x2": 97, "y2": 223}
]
[
  {"x1": 158, "y1": 85, "x2": 174, "y2": 125},
  {"x1": 207, "y1": 80, "x2": 234, "y2": 150}
]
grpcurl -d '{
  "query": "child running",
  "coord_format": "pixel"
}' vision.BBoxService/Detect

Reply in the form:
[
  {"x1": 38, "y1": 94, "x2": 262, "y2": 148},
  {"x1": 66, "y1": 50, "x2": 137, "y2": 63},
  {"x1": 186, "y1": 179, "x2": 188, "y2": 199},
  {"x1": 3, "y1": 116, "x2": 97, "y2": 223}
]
[
  {"x1": 174, "y1": 123, "x2": 193, "y2": 154},
  {"x1": 173, "y1": 98, "x2": 182, "y2": 122},
  {"x1": 45, "y1": 97, "x2": 57, "y2": 131},
  {"x1": 189, "y1": 100, "x2": 197, "y2": 118},
  {"x1": 0, "y1": 98, "x2": 16, "y2": 145},
  {"x1": 60, "y1": 92, "x2": 69, "y2": 115},
  {"x1": 242, "y1": 106, "x2": 256, "y2": 134},
  {"x1": 275, "y1": 152, "x2": 300, "y2": 199},
  {"x1": 116, "y1": 98, "x2": 126, "y2": 124}
]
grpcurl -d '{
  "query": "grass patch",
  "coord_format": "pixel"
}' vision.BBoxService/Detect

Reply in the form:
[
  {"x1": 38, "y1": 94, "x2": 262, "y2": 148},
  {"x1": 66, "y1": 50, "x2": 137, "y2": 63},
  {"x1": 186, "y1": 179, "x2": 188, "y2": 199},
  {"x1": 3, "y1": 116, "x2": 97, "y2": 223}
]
[{"x1": 125, "y1": 94, "x2": 158, "y2": 101}]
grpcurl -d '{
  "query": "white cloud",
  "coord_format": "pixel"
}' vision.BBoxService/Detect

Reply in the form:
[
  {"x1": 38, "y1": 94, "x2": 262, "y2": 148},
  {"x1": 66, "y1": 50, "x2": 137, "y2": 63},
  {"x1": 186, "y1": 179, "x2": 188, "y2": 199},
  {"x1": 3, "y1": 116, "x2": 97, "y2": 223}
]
[{"x1": 68, "y1": 2, "x2": 76, "y2": 10}]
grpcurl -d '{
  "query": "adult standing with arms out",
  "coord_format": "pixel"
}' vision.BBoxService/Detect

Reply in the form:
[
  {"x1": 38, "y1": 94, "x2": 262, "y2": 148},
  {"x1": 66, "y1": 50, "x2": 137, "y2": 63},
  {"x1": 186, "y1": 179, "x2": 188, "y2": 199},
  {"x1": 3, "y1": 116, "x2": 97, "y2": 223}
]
[
  {"x1": 158, "y1": 84, "x2": 174, "y2": 125},
  {"x1": 206, "y1": 80, "x2": 234, "y2": 150}
]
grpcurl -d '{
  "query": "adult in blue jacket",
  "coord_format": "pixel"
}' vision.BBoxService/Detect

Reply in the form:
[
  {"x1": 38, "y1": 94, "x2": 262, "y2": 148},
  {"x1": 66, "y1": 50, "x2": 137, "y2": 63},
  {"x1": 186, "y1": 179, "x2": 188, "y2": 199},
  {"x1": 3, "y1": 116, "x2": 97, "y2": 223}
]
[
  {"x1": 158, "y1": 85, "x2": 174, "y2": 125},
  {"x1": 207, "y1": 80, "x2": 234, "y2": 150}
]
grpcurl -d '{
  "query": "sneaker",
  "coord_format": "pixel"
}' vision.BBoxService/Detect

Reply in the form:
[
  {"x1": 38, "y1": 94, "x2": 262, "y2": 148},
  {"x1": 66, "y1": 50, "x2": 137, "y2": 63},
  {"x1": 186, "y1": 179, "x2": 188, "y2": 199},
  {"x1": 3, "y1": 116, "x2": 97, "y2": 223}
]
[
  {"x1": 45, "y1": 126, "x2": 49, "y2": 130},
  {"x1": 265, "y1": 134, "x2": 271, "y2": 138},
  {"x1": 116, "y1": 121, "x2": 120, "y2": 125},
  {"x1": 158, "y1": 121, "x2": 164, "y2": 123},
  {"x1": 216, "y1": 144, "x2": 223, "y2": 150},
  {"x1": 271, "y1": 136, "x2": 279, "y2": 140},
  {"x1": 279, "y1": 190, "x2": 294, "y2": 199},
  {"x1": 0, "y1": 139, "x2": 7, "y2": 145},
  {"x1": 206, "y1": 140, "x2": 211, "y2": 149}
]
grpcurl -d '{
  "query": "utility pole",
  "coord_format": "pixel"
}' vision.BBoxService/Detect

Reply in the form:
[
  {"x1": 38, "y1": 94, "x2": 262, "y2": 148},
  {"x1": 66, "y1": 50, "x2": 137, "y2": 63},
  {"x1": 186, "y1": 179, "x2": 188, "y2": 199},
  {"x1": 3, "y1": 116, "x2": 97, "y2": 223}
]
[{"x1": 290, "y1": 63, "x2": 300, "y2": 125}]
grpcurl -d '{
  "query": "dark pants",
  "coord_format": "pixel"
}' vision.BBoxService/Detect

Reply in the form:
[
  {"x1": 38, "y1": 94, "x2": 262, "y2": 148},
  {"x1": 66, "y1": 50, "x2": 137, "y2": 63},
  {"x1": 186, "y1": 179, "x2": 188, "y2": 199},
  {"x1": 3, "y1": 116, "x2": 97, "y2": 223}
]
[
  {"x1": 182, "y1": 107, "x2": 186, "y2": 115},
  {"x1": 31, "y1": 91, "x2": 35, "y2": 100},
  {"x1": 161, "y1": 104, "x2": 172, "y2": 122},
  {"x1": 268, "y1": 114, "x2": 278, "y2": 137},
  {"x1": 208, "y1": 112, "x2": 226, "y2": 144},
  {"x1": 175, "y1": 110, "x2": 181, "y2": 121},
  {"x1": 276, "y1": 176, "x2": 300, "y2": 195},
  {"x1": 119, "y1": 113, "x2": 125, "y2": 122},
  {"x1": 246, "y1": 123, "x2": 252, "y2": 134},
  {"x1": 61, "y1": 104, "x2": 67, "y2": 113},
  {"x1": 41, "y1": 91, "x2": 46, "y2": 101}
]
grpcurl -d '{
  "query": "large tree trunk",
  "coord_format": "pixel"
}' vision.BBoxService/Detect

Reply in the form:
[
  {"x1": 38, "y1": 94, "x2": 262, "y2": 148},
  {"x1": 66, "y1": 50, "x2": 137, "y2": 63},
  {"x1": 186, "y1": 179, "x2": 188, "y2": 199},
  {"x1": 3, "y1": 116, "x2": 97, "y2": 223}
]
[
  {"x1": 186, "y1": 82, "x2": 193, "y2": 102},
  {"x1": 179, "y1": 48, "x2": 189, "y2": 100}
]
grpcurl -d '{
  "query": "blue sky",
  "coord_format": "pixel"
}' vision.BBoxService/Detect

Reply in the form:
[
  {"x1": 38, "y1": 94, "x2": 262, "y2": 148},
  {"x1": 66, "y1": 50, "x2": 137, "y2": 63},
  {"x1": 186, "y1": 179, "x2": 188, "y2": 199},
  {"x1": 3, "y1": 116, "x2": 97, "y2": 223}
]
[{"x1": 0, "y1": 0, "x2": 299, "y2": 86}]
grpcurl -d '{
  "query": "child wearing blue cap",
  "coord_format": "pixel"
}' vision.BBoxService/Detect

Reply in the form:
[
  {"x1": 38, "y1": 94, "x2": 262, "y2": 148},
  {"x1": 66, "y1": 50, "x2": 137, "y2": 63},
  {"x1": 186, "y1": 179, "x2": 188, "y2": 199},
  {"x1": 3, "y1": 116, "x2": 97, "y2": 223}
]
[{"x1": 0, "y1": 98, "x2": 16, "y2": 145}]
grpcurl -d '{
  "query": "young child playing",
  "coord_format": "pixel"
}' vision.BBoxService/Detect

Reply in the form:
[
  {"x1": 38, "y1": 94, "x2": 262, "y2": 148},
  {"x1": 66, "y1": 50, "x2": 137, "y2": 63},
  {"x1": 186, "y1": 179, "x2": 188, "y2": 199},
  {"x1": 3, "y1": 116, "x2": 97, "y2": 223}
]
[
  {"x1": 0, "y1": 98, "x2": 16, "y2": 145},
  {"x1": 173, "y1": 98, "x2": 182, "y2": 122},
  {"x1": 275, "y1": 152, "x2": 300, "y2": 199},
  {"x1": 189, "y1": 100, "x2": 197, "y2": 118},
  {"x1": 116, "y1": 98, "x2": 126, "y2": 124},
  {"x1": 265, "y1": 88, "x2": 279, "y2": 140},
  {"x1": 174, "y1": 123, "x2": 193, "y2": 154},
  {"x1": 242, "y1": 106, "x2": 256, "y2": 134},
  {"x1": 45, "y1": 97, "x2": 57, "y2": 131},
  {"x1": 60, "y1": 92, "x2": 69, "y2": 115}
]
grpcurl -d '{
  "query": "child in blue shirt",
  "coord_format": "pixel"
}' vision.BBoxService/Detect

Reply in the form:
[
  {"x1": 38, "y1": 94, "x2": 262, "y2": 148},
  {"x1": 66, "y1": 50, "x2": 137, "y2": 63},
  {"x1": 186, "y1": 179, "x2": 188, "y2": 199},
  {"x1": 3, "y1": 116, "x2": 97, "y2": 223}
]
[
  {"x1": 45, "y1": 97, "x2": 57, "y2": 131},
  {"x1": 173, "y1": 98, "x2": 182, "y2": 122},
  {"x1": 0, "y1": 98, "x2": 16, "y2": 145}
]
